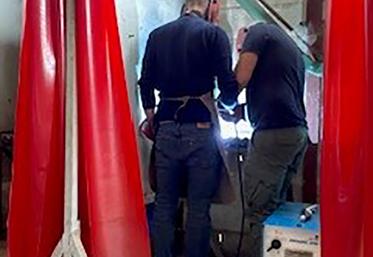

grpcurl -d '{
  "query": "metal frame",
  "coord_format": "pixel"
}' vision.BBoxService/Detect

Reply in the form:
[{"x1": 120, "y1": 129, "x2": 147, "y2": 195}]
[
  {"x1": 236, "y1": 0, "x2": 322, "y2": 71},
  {"x1": 255, "y1": 0, "x2": 317, "y2": 62},
  {"x1": 51, "y1": 0, "x2": 87, "y2": 256}
]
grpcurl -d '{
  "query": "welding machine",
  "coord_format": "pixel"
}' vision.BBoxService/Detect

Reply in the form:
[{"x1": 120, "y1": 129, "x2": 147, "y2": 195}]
[{"x1": 263, "y1": 202, "x2": 320, "y2": 257}]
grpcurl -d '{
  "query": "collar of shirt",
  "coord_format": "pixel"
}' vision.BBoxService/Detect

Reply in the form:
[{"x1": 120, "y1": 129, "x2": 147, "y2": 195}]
[{"x1": 185, "y1": 10, "x2": 205, "y2": 19}]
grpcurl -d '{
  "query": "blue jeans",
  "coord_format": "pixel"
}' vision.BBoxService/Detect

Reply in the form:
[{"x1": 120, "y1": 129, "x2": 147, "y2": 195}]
[{"x1": 152, "y1": 122, "x2": 220, "y2": 257}]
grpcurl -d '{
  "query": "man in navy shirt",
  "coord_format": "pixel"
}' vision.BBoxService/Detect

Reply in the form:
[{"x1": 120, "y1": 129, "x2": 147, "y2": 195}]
[
  {"x1": 138, "y1": 1, "x2": 237, "y2": 257},
  {"x1": 235, "y1": 23, "x2": 309, "y2": 257}
]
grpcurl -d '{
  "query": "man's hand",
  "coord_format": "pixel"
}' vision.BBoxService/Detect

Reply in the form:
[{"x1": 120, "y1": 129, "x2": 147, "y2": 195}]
[
  {"x1": 218, "y1": 103, "x2": 245, "y2": 123},
  {"x1": 145, "y1": 108, "x2": 156, "y2": 134}
]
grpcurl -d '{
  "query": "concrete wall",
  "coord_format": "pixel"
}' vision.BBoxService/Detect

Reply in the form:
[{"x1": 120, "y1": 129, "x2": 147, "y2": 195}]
[{"x1": 0, "y1": 0, "x2": 22, "y2": 132}]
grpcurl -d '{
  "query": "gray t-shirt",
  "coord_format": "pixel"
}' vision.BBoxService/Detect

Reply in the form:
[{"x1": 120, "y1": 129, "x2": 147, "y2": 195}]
[{"x1": 242, "y1": 23, "x2": 307, "y2": 130}]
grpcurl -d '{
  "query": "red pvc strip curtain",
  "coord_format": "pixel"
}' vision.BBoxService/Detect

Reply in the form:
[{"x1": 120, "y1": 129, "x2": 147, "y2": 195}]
[
  {"x1": 321, "y1": 0, "x2": 371, "y2": 257},
  {"x1": 8, "y1": 0, "x2": 151, "y2": 256},
  {"x1": 363, "y1": 0, "x2": 373, "y2": 255},
  {"x1": 75, "y1": 0, "x2": 151, "y2": 256},
  {"x1": 7, "y1": 0, "x2": 65, "y2": 256}
]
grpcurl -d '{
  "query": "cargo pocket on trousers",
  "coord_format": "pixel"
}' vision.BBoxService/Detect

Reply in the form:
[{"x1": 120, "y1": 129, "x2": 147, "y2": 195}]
[{"x1": 245, "y1": 178, "x2": 276, "y2": 218}]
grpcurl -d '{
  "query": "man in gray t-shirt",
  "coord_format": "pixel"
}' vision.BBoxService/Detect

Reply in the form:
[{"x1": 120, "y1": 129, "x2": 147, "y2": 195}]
[
  {"x1": 234, "y1": 23, "x2": 309, "y2": 257},
  {"x1": 237, "y1": 22, "x2": 307, "y2": 130}
]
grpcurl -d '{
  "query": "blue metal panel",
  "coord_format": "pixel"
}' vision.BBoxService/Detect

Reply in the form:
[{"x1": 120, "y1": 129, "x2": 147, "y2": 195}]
[{"x1": 264, "y1": 202, "x2": 320, "y2": 232}]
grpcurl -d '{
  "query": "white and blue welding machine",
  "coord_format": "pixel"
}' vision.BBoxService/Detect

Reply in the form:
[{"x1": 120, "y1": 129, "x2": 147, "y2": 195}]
[{"x1": 263, "y1": 202, "x2": 320, "y2": 257}]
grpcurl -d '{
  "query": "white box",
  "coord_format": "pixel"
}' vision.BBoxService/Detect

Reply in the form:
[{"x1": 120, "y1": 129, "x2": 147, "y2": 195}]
[{"x1": 263, "y1": 203, "x2": 320, "y2": 257}]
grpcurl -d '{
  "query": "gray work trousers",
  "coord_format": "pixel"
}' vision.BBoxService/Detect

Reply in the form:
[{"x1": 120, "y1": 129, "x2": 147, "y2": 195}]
[{"x1": 244, "y1": 126, "x2": 309, "y2": 257}]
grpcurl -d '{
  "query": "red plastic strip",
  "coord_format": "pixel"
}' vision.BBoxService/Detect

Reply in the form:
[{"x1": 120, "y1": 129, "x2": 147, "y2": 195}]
[
  {"x1": 75, "y1": 0, "x2": 151, "y2": 256},
  {"x1": 321, "y1": 0, "x2": 368, "y2": 257},
  {"x1": 7, "y1": 0, "x2": 65, "y2": 256},
  {"x1": 363, "y1": 0, "x2": 373, "y2": 255}
]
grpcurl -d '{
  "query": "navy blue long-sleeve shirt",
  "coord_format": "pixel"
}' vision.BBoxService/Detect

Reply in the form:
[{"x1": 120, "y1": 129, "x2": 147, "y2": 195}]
[{"x1": 138, "y1": 11, "x2": 238, "y2": 123}]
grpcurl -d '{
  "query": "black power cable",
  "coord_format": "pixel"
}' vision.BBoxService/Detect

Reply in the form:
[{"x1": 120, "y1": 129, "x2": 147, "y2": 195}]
[{"x1": 233, "y1": 126, "x2": 246, "y2": 257}]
